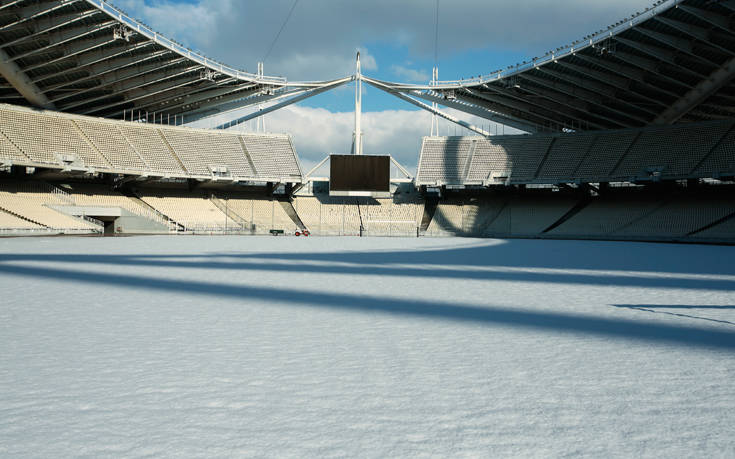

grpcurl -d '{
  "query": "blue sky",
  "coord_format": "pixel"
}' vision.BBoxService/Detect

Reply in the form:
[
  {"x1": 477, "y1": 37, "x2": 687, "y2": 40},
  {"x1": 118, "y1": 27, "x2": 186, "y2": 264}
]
[{"x1": 113, "y1": 0, "x2": 655, "y2": 169}]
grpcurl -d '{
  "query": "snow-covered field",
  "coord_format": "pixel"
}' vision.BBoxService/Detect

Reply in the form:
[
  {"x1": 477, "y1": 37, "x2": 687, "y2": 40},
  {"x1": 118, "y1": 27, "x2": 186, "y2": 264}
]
[{"x1": 1, "y1": 236, "x2": 734, "y2": 457}]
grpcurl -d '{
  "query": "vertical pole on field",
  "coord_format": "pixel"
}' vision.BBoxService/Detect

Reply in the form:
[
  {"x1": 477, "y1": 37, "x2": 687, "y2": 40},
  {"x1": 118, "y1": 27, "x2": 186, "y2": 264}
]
[
  {"x1": 353, "y1": 51, "x2": 363, "y2": 155},
  {"x1": 257, "y1": 62, "x2": 266, "y2": 133}
]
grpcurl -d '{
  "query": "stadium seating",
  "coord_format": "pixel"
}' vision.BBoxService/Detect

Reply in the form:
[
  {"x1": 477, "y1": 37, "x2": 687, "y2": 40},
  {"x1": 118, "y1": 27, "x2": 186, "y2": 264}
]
[
  {"x1": 426, "y1": 200, "x2": 464, "y2": 235},
  {"x1": 483, "y1": 196, "x2": 578, "y2": 236},
  {"x1": 0, "y1": 107, "x2": 109, "y2": 168},
  {"x1": 417, "y1": 137, "x2": 474, "y2": 185},
  {"x1": 0, "y1": 181, "x2": 99, "y2": 231},
  {"x1": 0, "y1": 208, "x2": 43, "y2": 229},
  {"x1": 612, "y1": 198, "x2": 735, "y2": 238},
  {"x1": 693, "y1": 215, "x2": 735, "y2": 240},
  {"x1": 549, "y1": 197, "x2": 665, "y2": 237},
  {"x1": 0, "y1": 104, "x2": 303, "y2": 182},
  {"x1": 240, "y1": 134, "x2": 302, "y2": 179},
  {"x1": 535, "y1": 133, "x2": 597, "y2": 182},
  {"x1": 611, "y1": 123, "x2": 730, "y2": 180},
  {"x1": 75, "y1": 120, "x2": 148, "y2": 171},
  {"x1": 693, "y1": 126, "x2": 735, "y2": 178},
  {"x1": 574, "y1": 130, "x2": 639, "y2": 182},
  {"x1": 417, "y1": 119, "x2": 735, "y2": 186},
  {"x1": 138, "y1": 191, "x2": 239, "y2": 232},
  {"x1": 117, "y1": 124, "x2": 186, "y2": 175}
]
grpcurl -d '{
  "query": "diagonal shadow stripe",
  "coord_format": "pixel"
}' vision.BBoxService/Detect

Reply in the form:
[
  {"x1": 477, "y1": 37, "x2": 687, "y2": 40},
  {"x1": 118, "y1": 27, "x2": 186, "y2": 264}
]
[
  {"x1": 1, "y1": 253, "x2": 734, "y2": 291},
  {"x1": 1, "y1": 263, "x2": 734, "y2": 351}
]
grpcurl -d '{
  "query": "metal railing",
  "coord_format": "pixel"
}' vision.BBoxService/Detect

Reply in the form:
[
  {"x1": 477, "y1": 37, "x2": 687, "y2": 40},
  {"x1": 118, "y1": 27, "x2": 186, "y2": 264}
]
[
  {"x1": 86, "y1": 0, "x2": 287, "y2": 85},
  {"x1": 432, "y1": 0, "x2": 685, "y2": 88}
]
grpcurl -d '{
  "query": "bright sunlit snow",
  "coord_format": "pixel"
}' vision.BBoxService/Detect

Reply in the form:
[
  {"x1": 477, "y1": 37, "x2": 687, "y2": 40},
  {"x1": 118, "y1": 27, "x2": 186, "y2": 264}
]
[{"x1": 1, "y1": 236, "x2": 734, "y2": 457}]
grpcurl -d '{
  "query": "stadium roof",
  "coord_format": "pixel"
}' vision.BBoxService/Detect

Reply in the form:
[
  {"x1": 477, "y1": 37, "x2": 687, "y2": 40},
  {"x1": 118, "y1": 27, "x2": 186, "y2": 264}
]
[
  {"x1": 1, "y1": 0, "x2": 735, "y2": 134},
  {"x1": 365, "y1": 0, "x2": 735, "y2": 133},
  {"x1": 0, "y1": 0, "x2": 349, "y2": 122}
]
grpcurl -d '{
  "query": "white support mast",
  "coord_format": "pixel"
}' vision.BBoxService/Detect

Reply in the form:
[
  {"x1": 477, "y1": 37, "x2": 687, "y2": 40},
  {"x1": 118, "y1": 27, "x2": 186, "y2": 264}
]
[
  {"x1": 430, "y1": 66, "x2": 439, "y2": 136},
  {"x1": 256, "y1": 62, "x2": 266, "y2": 133},
  {"x1": 352, "y1": 51, "x2": 363, "y2": 155}
]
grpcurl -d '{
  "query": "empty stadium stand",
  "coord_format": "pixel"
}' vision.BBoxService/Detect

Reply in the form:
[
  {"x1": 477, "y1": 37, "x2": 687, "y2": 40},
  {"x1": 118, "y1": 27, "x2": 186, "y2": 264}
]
[
  {"x1": 0, "y1": 104, "x2": 303, "y2": 183},
  {"x1": 417, "y1": 120, "x2": 735, "y2": 186},
  {"x1": 0, "y1": 181, "x2": 101, "y2": 233}
]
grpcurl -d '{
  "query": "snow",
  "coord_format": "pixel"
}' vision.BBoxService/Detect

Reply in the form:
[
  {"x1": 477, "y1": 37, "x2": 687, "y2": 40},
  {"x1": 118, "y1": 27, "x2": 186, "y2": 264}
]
[{"x1": 1, "y1": 236, "x2": 734, "y2": 457}]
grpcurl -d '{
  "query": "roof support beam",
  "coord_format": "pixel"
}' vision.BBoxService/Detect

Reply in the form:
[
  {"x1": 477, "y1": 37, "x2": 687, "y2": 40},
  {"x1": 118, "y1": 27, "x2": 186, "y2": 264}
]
[
  {"x1": 61, "y1": 64, "x2": 201, "y2": 111},
  {"x1": 654, "y1": 54, "x2": 735, "y2": 124},
  {"x1": 213, "y1": 79, "x2": 352, "y2": 129},
  {"x1": 679, "y1": 5, "x2": 732, "y2": 32},
  {"x1": 0, "y1": 0, "x2": 81, "y2": 32},
  {"x1": 50, "y1": 56, "x2": 186, "y2": 103},
  {"x1": 81, "y1": 73, "x2": 207, "y2": 115},
  {"x1": 6, "y1": 20, "x2": 115, "y2": 62},
  {"x1": 101, "y1": 78, "x2": 234, "y2": 117},
  {"x1": 409, "y1": 90, "x2": 540, "y2": 133},
  {"x1": 654, "y1": 16, "x2": 735, "y2": 57},
  {"x1": 614, "y1": 37, "x2": 707, "y2": 78},
  {"x1": 610, "y1": 50, "x2": 695, "y2": 90},
  {"x1": 536, "y1": 66, "x2": 657, "y2": 116},
  {"x1": 467, "y1": 85, "x2": 604, "y2": 129},
  {"x1": 32, "y1": 40, "x2": 154, "y2": 84},
  {"x1": 635, "y1": 26, "x2": 721, "y2": 67},
  {"x1": 20, "y1": 34, "x2": 115, "y2": 73},
  {"x1": 1, "y1": 10, "x2": 98, "y2": 46},
  {"x1": 556, "y1": 60, "x2": 668, "y2": 107},
  {"x1": 518, "y1": 73, "x2": 648, "y2": 124},
  {"x1": 0, "y1": 47, "x2": 54, "y2": 108},
  {"x1": 150, "y1": 85, "x2": 272, "y2": 121},
  {"x1": 0, "y1": 1, "x2": 23, "y2": 11},
  {"x1": 41, "y1": 48, "x2": 170, "y2": 92}
]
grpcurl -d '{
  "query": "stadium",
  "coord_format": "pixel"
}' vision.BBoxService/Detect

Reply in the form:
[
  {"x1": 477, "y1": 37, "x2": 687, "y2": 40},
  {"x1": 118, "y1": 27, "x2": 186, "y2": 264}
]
[{"x1": 1, "y1": 0, "x2": 734, "y2": 456}]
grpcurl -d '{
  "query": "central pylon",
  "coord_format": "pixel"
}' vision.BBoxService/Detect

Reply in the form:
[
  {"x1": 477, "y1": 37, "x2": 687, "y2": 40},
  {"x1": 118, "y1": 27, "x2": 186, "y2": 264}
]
[
  {"x1": 430, "y1": 66, "x2": 439, "y2": 136},
  {"x1": 352, "y1": 51, "x2": 363, "y2": 155}
]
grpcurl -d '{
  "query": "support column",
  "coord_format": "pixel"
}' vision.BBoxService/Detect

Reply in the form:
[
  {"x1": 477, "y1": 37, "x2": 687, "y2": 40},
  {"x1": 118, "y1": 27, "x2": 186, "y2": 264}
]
[{"x1": 353, "y1": 52, "x2": 363, "y2": 155}]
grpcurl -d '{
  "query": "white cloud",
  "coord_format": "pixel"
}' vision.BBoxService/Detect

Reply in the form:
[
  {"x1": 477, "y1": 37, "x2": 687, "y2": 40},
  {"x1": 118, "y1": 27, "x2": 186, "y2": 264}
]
[
  {"x1": 113, "y1": 0, "x2": 655, "y2": 81},
  {"x1": 391, "y1": 65, "x2": 430, "y2": 83}
]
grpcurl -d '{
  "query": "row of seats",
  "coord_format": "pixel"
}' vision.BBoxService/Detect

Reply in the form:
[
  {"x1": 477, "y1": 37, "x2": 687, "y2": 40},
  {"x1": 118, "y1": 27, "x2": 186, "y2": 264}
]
[
  {"x1": 0, "y1": 104, "x2": 302, "y2": 181},
  {"x1": 417, "y1": 119, "x2": 735, "y2": 186},
  {"x1": 424, "y1": 193, "x2": 735, "y2": 241},
  {"x1": 426, "y1": 196, "x2": 577, "y2": 237},
  {"x1": 293, "y1": 196, "x2": 421, "y2": 236},
  {"x1": 0, "y1": 181, "x2": 99, "y2": 231}
]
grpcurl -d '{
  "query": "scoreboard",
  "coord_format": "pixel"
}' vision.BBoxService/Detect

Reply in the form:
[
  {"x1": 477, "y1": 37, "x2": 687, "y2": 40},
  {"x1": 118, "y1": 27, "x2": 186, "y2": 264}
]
[{"x1": 329, "y1": 155, "x2": 390, "y2": 197}]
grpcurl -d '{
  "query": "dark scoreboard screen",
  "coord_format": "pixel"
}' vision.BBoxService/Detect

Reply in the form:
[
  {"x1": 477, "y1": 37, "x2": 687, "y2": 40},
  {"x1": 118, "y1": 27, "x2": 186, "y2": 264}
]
[{"x1": 330, "y1": 154, "x2": 390, "y2": 193}]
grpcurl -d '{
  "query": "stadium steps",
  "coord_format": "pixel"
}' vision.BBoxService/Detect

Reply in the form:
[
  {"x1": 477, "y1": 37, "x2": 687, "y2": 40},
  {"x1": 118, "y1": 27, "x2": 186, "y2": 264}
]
[
  {"x1": 609, "y1": 198, "x2": 672, "y2": 234},
  {"x1": 0, "y1": 128, "x2": 32, "y2": 163},
  {"x1": 209, "y1": 194, "x2": 250, "y2": 230},
  {"x1": 71, "y1": 120, "x2": 113, "y2": 169},
  {"x1": 277, "y1": 198, "x2": 308, "y2": 232},
  {"x1": 607, "y1": 131, "x2": 643, "y2": 178},
  {"x1": 237, "y1": 136, "x2": 259, "y2": 177},
  {"x1": 420, "y1": 197, "x2": 439, "y2": 233},
  {"x1": 542, "y1": 195, "x2": 591, "y2": 233},
  {"x1": 157, "y1": 130, "x2": 189, "y2": 174},
  {"x1": 0, "y1": 204, "x2": 49, "y2": 228},
  {"x1": 687, "y1": 210, "x2": 735, "y2": 237},
  {"x1": 690, "y1": 123, "x2": 735, "y2": 177},
  {"x1": 532, "y1": 137, "x2": 557, "y2": 180},
  {"x1": 121, "y1": 190, "x2": 183, "y2": 231}
]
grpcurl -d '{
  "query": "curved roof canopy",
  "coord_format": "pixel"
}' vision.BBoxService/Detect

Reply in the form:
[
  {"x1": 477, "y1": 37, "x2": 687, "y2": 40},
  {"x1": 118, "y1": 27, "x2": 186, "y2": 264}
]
[
  {"x1": 0, "y1": 0, "x2": 347, "y2": 122},
  {"x1": 367, "y1": 0, "x2": 735, "y2": 133},
  {"x1": 1, "y1": 0, "x2": 735, "y2": 133}
]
